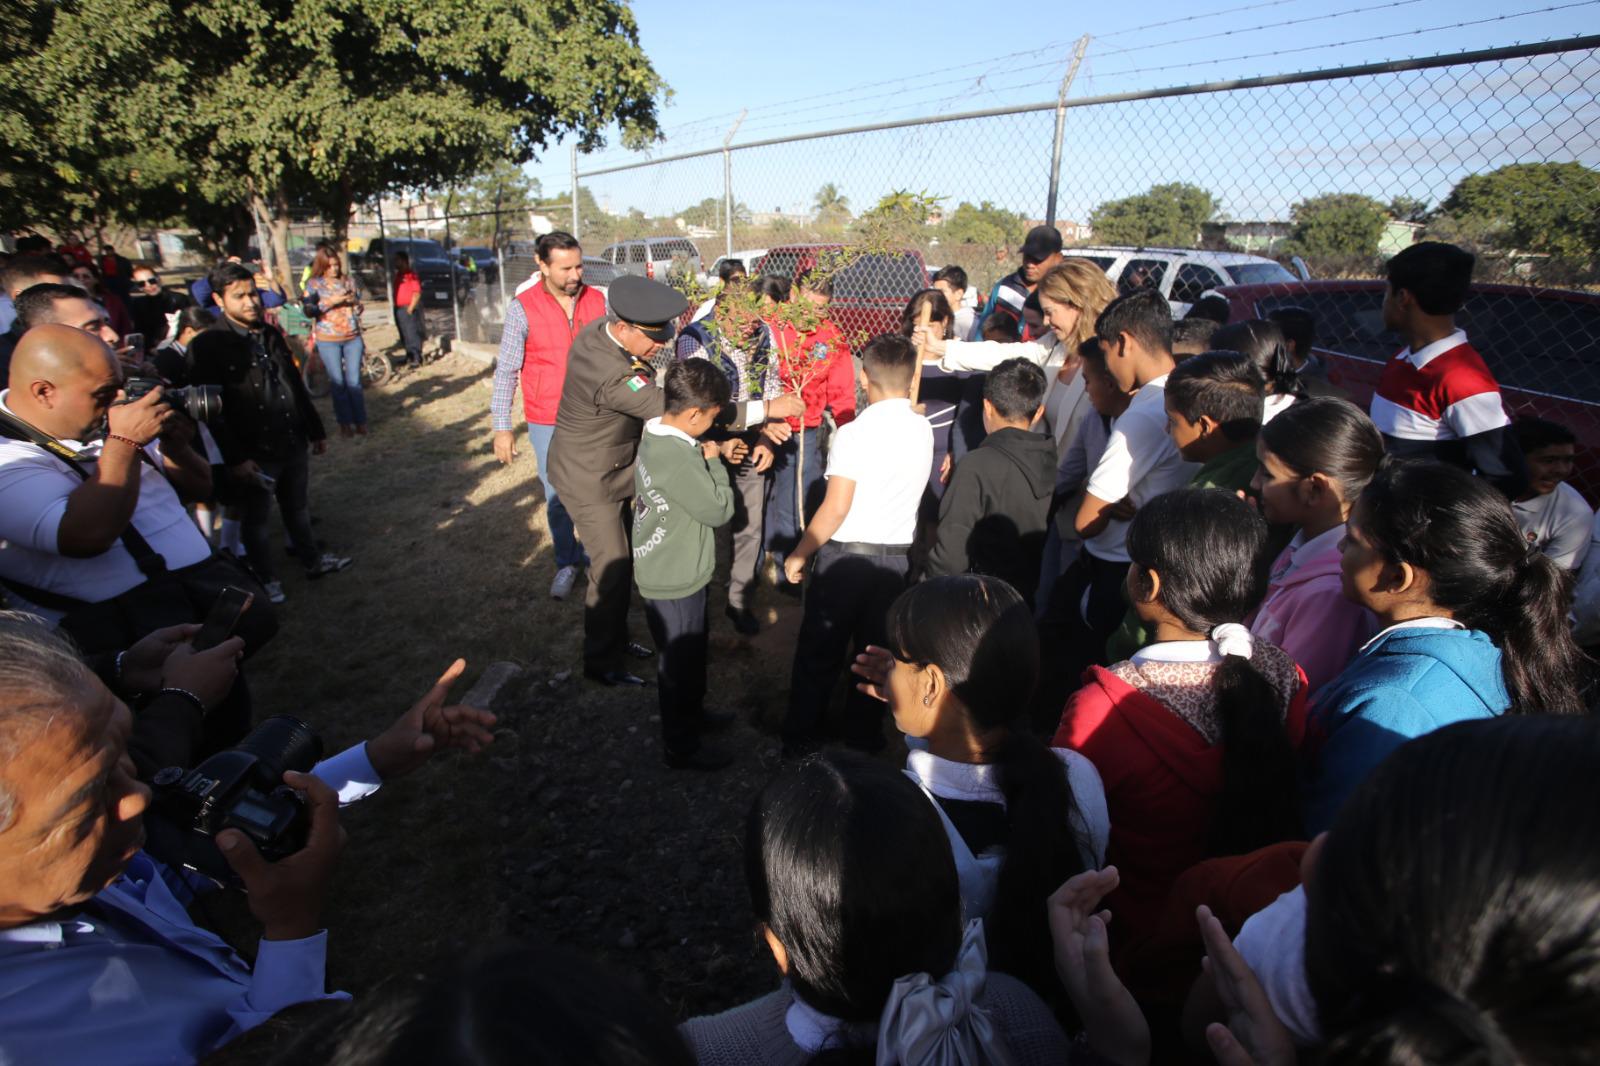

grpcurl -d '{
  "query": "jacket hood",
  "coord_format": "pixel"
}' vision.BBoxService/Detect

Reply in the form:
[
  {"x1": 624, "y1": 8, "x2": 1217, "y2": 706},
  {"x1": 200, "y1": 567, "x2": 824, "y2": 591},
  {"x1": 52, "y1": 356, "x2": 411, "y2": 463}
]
[
  {"x1": 1275, "y1": 540, "x2": 1345, "y2": 590},
  {"x1": 983, "y1": 427, "x2": 1057, "y2": 498},
  {"x1": 1364, "y1": 627, "x2": 1507, "y2": 708}
]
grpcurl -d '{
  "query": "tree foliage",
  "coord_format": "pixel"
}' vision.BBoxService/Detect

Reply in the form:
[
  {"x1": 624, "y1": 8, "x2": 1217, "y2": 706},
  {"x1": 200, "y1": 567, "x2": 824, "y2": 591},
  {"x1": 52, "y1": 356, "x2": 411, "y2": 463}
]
[
  {"x1": 678, "y1": 197, "x2": 750, "y2": 228},
  {"x1": 1433, "y1": 162, "x2": 1600, "y2": 267},
  {"x1": 940, "y1": 200, "x2": 1027, "y2": 248},
  {"x1": 862, "y1": 189, "x2": 941, "y2": 230},
  {"x1": 454, "y1": 161, "x2": 544, "y2": 220},
  {"x1": 813, "y1": 182, "x2": 851, "y2": 224},
  {"x1": 1088, "y1": 183, "x2": 1217, "y2": 247},
  {"x1": 1282, "y1": 193, "x2": 1389, "y2": 258}
]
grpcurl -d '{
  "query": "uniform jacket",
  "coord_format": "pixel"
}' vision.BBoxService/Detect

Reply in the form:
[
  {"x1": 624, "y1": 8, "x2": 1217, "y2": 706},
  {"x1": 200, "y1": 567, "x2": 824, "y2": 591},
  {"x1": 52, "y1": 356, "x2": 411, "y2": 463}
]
[
  {"x1": 514, "y1": 282, "x2": 606, "y2": 424},
  {"x1": 926, "y1": 426, "x2": 1056, "y2": 597},
  {"x1": 1302, "y1": 626, "x2": 1507, "y2": 834}
]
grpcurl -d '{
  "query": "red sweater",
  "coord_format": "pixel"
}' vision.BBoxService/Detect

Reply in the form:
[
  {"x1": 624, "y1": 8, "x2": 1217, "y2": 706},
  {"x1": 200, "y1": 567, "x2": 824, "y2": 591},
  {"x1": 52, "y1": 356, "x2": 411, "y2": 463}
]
[
  {"x1": 1052, "y1": 664, "x2": 1307, "y2": 954},
  {"x1": 515, "y1": 282, "x2": 607, "y2": 424},
  {"x1": 774, "y1": 318, "x2": 857, "y2": 431}
]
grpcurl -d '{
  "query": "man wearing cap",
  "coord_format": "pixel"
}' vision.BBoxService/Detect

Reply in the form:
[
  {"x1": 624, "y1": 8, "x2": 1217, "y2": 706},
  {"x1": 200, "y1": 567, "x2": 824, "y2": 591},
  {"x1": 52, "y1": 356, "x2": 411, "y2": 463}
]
[
  {"x1": 549, "y1": 275, "x2": 803, "y2": 686},
  {"x1": 974, "y1": 224, "x2": 1064, "y2": 340}
]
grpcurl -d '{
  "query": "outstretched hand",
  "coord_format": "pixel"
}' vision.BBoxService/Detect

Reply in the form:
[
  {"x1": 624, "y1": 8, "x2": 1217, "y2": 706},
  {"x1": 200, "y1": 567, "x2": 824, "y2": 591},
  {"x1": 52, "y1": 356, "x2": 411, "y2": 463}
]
[
  {"x1": 850, "y1": 644, "x2": 894, "y2": 702},
  {"x1": 1198, "y1": 905, "x2": 1297, "y2": 1066},
  {"x1": 1049, "y1": 867, "x2": 1150, "y2": 1066},
  {"x1": 366, "y1": 659, "x2": 498, "y2": 781}
]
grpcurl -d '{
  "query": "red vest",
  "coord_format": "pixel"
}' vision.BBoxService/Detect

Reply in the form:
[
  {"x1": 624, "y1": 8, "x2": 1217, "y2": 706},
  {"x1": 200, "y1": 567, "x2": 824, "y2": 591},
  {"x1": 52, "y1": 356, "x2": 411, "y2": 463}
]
[{"x1": 515, "y1": 282, "x2": 607, "y2": 424}]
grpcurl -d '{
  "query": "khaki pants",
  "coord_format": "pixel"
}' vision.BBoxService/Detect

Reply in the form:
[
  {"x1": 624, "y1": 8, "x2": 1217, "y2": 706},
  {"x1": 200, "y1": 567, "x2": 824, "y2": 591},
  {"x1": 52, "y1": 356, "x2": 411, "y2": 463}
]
[{"x1": 563, "y1": 496, "x2": 634, "y2": 673}]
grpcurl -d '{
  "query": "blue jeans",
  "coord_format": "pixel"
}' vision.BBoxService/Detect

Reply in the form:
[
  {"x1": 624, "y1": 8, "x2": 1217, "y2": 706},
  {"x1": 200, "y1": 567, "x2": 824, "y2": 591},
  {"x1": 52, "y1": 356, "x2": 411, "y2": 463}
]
[
  {"x1": 526, "y1": 421, "x2": 587, "y2": 569},
  {"x1": 317, "y1": 337, "x2": 368, "y2": 427},
  {"x1": 764, "y1": 428, "x2": 825, "y2": 560}
]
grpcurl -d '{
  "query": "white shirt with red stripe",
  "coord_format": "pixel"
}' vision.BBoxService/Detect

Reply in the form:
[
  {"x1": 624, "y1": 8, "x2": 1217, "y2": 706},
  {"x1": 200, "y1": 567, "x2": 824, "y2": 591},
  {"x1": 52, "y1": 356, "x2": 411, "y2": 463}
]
[{"x1": 1368, "y1": 329, "x2": 1508, "y2": 442}]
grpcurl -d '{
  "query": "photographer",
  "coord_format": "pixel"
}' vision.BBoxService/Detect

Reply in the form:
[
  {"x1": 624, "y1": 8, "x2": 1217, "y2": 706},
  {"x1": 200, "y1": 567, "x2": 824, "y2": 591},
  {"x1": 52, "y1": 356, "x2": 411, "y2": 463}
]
[
  {"x1": 0, "y1": 612, "x2": 496, "y2": 1065},
  {"x1": 188, "y1": 261, "x2": 351, "y2": 606}
]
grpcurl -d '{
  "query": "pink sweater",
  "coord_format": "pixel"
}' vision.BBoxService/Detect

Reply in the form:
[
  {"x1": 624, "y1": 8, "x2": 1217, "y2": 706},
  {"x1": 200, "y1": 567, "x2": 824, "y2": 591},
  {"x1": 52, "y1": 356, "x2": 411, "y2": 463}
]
[{"x1": 1248, "y1": 527, "x2": 1378, "y2": 696}]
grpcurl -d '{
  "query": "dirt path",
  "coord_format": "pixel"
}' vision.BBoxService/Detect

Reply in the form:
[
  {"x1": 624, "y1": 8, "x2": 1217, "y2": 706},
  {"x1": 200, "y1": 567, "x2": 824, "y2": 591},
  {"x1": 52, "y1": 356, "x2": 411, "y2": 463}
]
[{"x1": 245, "y1": 338, "x2": 812, "y2": 1019}]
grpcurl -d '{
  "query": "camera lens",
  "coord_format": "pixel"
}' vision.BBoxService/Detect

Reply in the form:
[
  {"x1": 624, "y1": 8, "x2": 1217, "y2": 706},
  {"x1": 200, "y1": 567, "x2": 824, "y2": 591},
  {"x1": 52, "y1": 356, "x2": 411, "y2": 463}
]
[{"x1": 234, "y1": 715, "x2": 323, "y2": 783}]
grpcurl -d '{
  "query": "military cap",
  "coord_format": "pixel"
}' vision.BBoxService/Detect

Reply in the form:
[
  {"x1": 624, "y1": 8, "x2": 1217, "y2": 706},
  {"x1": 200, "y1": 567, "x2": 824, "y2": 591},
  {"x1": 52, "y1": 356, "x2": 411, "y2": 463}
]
[{"x1": 609, "y1": 274, "x2": 689, "y2": 343}]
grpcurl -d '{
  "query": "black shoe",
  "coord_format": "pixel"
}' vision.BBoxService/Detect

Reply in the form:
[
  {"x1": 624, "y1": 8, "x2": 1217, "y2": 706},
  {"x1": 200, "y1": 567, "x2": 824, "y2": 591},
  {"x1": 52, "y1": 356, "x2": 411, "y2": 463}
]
[
  {"x1": 725, "y1": 606, "x2": 760, "y2": 636},
  {"x1": 664, "y1": 742, "x2": 734, "y2": 771},
  {"x1": 624, "y1": 641, "x2": 654, "y2": 660},
  {"x1": 584, "y1": 668, "x2": 646, "y2": 687},
  {"x1": 702, "y1": 708, "x2": 737, "y2": 730}
]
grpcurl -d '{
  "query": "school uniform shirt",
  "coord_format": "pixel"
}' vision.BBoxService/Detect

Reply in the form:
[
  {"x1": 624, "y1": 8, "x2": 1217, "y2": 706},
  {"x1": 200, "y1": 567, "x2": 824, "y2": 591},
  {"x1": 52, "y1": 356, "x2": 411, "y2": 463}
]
[
  {"x1": 1084, "y1": 374, "x2": 1198, "y2": 563},
  {"x1": 903, "y1": 743, "x2": 1109, "y2": 923},
  {"x1": 0, "y1": 393, "x2": 213, "y2": 622},
  {"x1": 1052, "y1": 636, "x2": 1307, "y2": 954},
  {"x1": 1572, "y1": 513, "x2": 1600, "y2": 646},
  {"x1": 827, "y1": 397, "x2": 933, "y2": 546},
  {"x1": 1513, "y1": 481, "x2": 1594, "y2": 570},
  {"x1": 1367, "y1": 329, "x2": 1523, "y2": 490},
  {"x1": 1302, "y1": 619, "x2": 1505, "y2": 834},
  {"x1": 0, "y1": 745, "x2": 382, "y2": 1065},
  {"x1": 1248, "y1": 525, "x2": 1378, "y2": 696},
  {"x1": 1262, "y1": 392, "x2": 1297, "y2": 423},
  {"x1": 1232, "y1": 885, "x2": 1321, "y2": 1046},
  {"x1": 632, "y1": 419, "x2": 735, "y2": 601}
]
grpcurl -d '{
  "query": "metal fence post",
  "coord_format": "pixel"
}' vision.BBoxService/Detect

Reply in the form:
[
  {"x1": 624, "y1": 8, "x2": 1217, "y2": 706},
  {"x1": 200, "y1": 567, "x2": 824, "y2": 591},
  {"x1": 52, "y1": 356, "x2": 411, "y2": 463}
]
[
  {"x1": 570, "y1": 142, "x2": 580, "y2": 237},
  {"x1": 494, "y1": 185, "x2": 508, "y2": 315},
  {"x1": 444, "y1": 192, "x2": 462, "y2": 346},
  {"x1": 723, "y1": 110, "x2": 746, "y2": 259},
  {"x1": 1046, "y1": 35, "x2": 1090, "y2": 228}
]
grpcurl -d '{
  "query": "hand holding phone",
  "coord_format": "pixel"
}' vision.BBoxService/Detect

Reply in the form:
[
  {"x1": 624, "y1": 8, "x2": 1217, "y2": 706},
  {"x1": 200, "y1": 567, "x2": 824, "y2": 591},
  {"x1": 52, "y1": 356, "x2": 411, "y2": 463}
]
[{"x1": 192, "y1": 586, "x2": 254, "y2": 651}]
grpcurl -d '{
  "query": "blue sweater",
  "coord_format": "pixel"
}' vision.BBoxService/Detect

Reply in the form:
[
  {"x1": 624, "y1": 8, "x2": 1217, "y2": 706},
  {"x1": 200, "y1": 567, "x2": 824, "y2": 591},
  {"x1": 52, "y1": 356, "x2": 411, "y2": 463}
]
[{"x1": 1302, "y1": 626, "x2": 1508, "y2": 833}]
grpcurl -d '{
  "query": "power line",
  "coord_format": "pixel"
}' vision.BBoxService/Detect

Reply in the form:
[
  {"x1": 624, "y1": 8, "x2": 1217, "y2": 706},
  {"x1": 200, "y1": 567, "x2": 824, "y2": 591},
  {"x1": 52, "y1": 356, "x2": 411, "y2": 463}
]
[
  {"x1": 1087, "y1": 4, "x2": 1599, "y2": 79},
  {"x1": 1093, "y1": 0, "x2": 1430, "y2": 57},
  {"x1": 1091, "y1": 0, "x2": 1312, "y2": 39}
]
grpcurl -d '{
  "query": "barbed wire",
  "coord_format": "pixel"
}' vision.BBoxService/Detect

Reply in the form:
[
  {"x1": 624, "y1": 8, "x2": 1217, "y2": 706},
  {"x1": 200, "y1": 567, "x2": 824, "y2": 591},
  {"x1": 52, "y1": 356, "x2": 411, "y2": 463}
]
[{"x1": 1092, "y1": 0, "x2": 1430, "y2": 57}]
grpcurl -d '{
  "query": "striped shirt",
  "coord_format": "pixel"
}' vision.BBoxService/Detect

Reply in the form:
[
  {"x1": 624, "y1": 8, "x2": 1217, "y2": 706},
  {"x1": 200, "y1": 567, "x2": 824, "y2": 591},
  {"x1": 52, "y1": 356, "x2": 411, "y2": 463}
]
[{"x1": 1368, "y1": 329, "x2": 1508, "y2": 443}]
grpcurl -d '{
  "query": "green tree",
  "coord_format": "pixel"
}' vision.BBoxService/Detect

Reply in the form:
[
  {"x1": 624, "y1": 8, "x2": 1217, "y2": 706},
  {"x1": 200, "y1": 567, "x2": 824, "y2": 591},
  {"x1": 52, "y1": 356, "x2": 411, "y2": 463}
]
[
  {"x1": 1433, "y1": 162, "x2": 1600, "y2": 266},
  {"x1": 1, "y1": 0, "x2": 666, "y2": 287},
  {"x1": 813, "y1": 182, "x2": 851, "y2": 224},
  {"x1": 455, "y1": 161, "x2": 543, "y2": 219},
  {"x1": 1282, "y1": 193, "x2": 1389, "y2": 258},
  {"x1": 1388, "y1": 195, "x2": 1430, "y2": 224},
  {"x1": 678, "y1": 197, "x2": 749, "y2": 228},
  {"x1": 1088, "y1": 183, "x2": 1217, "y2": 247},
  {"x1": 941, "y1": 200, "x2": 1027, "y2": 247}
]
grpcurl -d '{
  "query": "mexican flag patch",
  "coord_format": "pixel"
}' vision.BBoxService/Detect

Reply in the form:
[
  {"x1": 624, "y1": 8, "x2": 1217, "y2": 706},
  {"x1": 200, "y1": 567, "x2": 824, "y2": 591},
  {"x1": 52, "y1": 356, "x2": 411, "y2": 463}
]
[{"x1": 626, "y1": 374, "x2": 649, "y2": 392}]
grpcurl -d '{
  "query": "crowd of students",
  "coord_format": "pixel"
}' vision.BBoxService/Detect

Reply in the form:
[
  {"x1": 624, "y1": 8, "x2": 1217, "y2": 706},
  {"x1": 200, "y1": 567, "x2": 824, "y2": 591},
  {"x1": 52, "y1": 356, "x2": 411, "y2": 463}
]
[{"x1": 4, "y1": 227, "x2": 1600, "y2": 1064}]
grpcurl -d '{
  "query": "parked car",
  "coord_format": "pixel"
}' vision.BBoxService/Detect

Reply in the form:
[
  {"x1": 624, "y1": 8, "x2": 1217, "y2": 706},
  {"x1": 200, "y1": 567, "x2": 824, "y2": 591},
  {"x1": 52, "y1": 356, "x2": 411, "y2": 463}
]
[
  {"x1": 598, "y1": 237, "x2": 703, "y2": 287},
  {"x1": 457, "y1": 245, "x2": 500, "y2": 287},
  {"x1": 755, "y1": 244, "x2": 929, "y2": 344},
  {"x1": 353, "y1": 237, "x2": 458, "y2": 310},
  {"x1": 1062, "y1": 246, "x2": 1304, "y2": 317},
  {"x1": 499, "y1": 243, "x2": 620, "y2": 296},
  {"x1": 702, "y1": 248, "x2": 769, "y2": 285},
  {"x1": 1218, "y1": 279, "x2": 1600, "y2": 498}
]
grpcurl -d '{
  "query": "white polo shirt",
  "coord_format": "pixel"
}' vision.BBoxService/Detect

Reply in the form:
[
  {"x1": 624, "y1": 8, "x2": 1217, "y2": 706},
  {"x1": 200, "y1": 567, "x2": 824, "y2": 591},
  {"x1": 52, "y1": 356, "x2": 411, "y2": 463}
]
[
  {"x1": 1084, "y1": 373, "x2": 1197, "y2": 563},
  {"x1": 826, "y1": 397, "x2": 933, "y2": 546},
  {"x1": 0, "y1": 392, "x2": 212, "y2": 621}
]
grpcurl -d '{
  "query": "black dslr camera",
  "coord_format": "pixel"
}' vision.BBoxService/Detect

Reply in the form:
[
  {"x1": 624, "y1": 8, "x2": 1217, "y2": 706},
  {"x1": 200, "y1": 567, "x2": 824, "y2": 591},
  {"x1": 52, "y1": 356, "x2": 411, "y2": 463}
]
[
  {"x1": 150, "y1": 716, "x2": 324, "y2": 885},
  {"x1": 123, "y1": 375, "x2": 224, "y2": 422}
]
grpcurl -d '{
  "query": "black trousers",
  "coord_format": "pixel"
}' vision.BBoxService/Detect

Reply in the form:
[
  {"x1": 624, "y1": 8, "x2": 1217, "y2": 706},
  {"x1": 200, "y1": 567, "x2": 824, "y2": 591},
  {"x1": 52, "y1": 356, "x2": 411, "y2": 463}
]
[
  {"x1": 1035, "y1": 546, "x2": 1130, "y2": 730},
  {"x1": 783, "y1": 542, "x2": 910, "y2": 750},
  {"x1": 395, "y1": 306, "x2": 425, "y2": 362},
  {"x1": 240, "y1": 446, "x2": 316, "y2": 582},
  {"x1": 644, "y1": 587, "x2": 709, "y2": 756}
]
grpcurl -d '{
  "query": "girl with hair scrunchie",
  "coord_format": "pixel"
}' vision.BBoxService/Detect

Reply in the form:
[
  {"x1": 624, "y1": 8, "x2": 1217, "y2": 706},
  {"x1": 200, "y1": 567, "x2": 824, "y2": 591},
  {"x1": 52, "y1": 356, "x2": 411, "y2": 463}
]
[
  {"x1": 680, "y1": 751, "x2": 1073, "y2": 1066},
  {"x1": 1052, "y1": 488, "x2": 1307, "y2": 974}
]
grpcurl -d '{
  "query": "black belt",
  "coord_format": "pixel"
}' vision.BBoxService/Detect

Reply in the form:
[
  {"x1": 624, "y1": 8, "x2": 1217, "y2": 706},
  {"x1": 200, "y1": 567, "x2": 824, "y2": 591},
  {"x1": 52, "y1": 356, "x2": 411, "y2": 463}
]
[{"x1": 829, "y1": 541, "x2": 912, "y2": 557}]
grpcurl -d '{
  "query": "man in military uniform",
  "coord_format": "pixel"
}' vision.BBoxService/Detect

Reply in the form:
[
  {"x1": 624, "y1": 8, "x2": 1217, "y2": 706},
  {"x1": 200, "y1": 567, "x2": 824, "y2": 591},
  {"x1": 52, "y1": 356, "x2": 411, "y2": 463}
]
[{"x1": 549, "y1": 275, "x2": 803, "y2": 685}]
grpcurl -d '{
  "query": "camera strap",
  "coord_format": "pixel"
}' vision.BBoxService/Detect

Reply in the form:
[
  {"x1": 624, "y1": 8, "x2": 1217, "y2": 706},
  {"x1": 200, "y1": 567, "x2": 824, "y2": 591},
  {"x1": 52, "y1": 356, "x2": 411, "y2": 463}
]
[{"x1": 0, "y1": 407, "x2": 171, "y2": 580}]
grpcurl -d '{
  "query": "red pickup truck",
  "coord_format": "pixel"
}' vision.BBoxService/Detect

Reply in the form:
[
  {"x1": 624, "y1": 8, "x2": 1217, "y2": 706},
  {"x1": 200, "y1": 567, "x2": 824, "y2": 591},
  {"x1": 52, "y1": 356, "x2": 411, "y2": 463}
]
[
  {"x1": 755, "y1": 244, "x2": 929, "y2": 346},
  {"x1": 1217, "y1": 279, "x2": 1600, "y2": 499}
]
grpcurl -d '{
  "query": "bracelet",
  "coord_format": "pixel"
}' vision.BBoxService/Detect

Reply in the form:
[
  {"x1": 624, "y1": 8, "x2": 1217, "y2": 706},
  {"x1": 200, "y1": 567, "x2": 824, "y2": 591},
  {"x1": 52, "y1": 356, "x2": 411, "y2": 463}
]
[
  {"x1": 157, "y1": 687, "x2": 207, "y2": 716},
  {"x1": 105, "y1": 434, "x2": 145, "y2": 451}
]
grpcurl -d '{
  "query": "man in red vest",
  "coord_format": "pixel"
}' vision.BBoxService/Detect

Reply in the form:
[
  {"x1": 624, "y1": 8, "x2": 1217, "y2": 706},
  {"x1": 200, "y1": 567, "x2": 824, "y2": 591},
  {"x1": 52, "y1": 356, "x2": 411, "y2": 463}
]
[{"x1": 490, "y1": 232, "x2": 608, "y2": 599}]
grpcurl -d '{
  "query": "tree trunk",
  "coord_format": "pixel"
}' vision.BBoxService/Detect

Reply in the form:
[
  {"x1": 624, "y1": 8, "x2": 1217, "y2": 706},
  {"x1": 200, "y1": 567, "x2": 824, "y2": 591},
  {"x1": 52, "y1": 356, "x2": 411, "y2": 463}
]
[
  {"x1": 269, "y1": 186, "x2": 294, "y2": 295},
  {"x1": 332, "y1": 175, "x2": 353, "y2": 272}
]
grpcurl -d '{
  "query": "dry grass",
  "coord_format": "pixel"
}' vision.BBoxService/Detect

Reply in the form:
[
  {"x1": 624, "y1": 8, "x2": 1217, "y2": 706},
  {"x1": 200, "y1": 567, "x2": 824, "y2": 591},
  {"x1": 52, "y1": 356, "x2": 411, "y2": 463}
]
[{"x1": 241, "y1": 326, "x2": 817, "y2": 1021}]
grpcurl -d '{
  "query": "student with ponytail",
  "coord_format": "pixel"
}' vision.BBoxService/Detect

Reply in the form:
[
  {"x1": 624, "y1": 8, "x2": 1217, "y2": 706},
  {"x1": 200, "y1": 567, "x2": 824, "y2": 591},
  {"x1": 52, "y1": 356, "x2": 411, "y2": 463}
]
[
  {"x1": 1053, "y1": 488, "x2": 1307, "y2": 961},
  {"x1": 1302, "y1": 458, "x2": 1594, "y2": 833},
  {"x1": 681, "y1": 751, "x2": 1072, "y2": 1065},
  {"x1": 851, "y1": 575, "x2": 1109, "y2": 998},
  {"x1": 1247, "y1": 398, "x2": 1384, "y2": 695},
  {"x1": 1212, "y1": 319, "x2": 1304, "y2": 423}
]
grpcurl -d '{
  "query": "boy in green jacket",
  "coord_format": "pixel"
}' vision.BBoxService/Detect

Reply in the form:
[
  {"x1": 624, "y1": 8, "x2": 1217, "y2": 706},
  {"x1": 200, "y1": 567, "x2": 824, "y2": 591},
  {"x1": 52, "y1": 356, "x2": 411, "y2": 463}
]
[{"x1": 633, "y1": 359, "x2": 745, "y2": 770}]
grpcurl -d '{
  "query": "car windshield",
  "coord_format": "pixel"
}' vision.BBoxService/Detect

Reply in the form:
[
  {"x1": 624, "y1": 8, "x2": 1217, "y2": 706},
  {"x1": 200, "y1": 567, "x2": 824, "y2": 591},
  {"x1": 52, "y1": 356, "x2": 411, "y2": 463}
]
[
  {"x1": 403, "y1": 240, "x2": 446, "y2": 259},
  {"x1": 1226, "y1": 262, "x2": 1296, "y2": 285},
  {"x1": 462, "y1": 247, "x2": 493, "y2": 258}
]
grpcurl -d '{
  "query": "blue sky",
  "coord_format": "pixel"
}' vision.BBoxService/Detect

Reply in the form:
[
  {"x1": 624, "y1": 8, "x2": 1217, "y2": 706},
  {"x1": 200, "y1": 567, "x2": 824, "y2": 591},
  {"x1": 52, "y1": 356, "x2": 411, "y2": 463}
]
[{"x1": 521, "y1": 0, "x2": 1599, "y2": 226}]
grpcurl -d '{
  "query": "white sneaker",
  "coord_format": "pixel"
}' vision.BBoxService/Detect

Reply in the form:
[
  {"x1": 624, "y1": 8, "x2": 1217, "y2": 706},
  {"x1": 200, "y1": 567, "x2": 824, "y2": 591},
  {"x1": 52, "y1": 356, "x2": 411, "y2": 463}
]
[
  {"x1": 264, "y1": 580, "x2": 286, "y2": 605},
  {"x1": 550, "y1": 565, "x2": 580, "y2": 600}
]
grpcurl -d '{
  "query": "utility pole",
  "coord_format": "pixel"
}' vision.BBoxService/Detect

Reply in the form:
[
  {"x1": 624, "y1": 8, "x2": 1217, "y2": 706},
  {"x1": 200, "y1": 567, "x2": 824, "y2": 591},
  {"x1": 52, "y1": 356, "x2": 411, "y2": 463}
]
[
  {"x1": 1046, "y1": 35, "x2": 1091, "y2": 228},
  {"x1": 723, "y1": 109, "x2": 747, "y2": 259},
  {"x1": 570, "y1": 141, "x2": 580, "y2": 237}
]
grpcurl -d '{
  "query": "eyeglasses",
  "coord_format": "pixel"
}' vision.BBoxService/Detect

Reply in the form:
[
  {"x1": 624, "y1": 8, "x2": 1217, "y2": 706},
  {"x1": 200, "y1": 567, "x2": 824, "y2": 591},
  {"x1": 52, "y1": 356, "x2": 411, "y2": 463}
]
[{"x1": 136, "y1": 277, "x2": 161, "y2": 286}]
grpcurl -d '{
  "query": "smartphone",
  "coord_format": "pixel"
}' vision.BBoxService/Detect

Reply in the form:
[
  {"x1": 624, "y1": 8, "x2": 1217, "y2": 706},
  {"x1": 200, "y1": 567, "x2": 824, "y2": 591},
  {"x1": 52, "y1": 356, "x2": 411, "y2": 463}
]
[
  {"x1": 121, "y1": 332, "x2": 144, "y2": 355},
  {"x1": 254, "y1": 470, "x2": 277, "y2": 490},
  {"x1": 192, "y1": 586, "x2": 254, "y2": 650}
]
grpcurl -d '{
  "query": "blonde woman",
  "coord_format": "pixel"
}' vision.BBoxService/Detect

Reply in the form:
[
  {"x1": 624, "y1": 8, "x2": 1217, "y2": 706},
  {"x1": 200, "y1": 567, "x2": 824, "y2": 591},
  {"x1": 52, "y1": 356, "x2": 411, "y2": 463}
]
[{"x1": 916, "y1": 258, "x2": 1117, "y2": 456}]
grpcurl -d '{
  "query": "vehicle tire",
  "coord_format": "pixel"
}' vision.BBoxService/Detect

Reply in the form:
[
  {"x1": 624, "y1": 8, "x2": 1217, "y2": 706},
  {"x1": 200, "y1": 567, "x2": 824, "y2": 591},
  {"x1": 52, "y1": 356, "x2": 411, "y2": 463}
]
[
  {"x1": 361, "y1": 351, "x2": 393, "y2": 388},
  {"x1": 303, "y1": 355, "x2": 331, "y2": 398}
]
